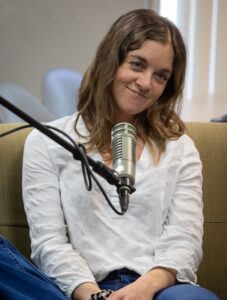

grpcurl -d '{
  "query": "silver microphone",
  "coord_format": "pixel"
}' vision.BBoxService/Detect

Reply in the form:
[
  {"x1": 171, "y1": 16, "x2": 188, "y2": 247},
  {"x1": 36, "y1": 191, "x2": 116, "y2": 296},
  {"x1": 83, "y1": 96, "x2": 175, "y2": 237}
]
[{"x1": 111, "y1": 122, "x2": 136, "y2": 213}]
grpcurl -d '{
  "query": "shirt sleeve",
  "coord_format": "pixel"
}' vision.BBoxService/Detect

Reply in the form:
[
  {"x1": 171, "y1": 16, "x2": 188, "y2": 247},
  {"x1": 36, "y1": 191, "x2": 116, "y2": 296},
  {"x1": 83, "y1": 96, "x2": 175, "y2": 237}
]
[
  {"x1": 22, "y1": 129, "x2": 96, "y2": 298},
  {"x1": 151, "y1": 135, "x2": 203, "y2": 284}
]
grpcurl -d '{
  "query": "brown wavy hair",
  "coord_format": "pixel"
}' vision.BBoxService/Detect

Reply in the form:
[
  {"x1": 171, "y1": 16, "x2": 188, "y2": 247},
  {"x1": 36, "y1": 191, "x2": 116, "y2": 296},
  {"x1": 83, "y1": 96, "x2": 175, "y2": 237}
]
[{"x1": 75, "y1": 9, "x2": 187, "y2": 163}]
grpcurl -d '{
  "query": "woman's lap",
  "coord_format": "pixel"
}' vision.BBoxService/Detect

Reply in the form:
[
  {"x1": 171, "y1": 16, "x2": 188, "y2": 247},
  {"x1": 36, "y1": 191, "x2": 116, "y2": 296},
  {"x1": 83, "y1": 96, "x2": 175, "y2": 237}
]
[
  {"x1": 98, "y1": 269, "x2": 220, "y2": 300},
  {"x1": 0, "y1": 235, "x2": 220, "y2": 300}
]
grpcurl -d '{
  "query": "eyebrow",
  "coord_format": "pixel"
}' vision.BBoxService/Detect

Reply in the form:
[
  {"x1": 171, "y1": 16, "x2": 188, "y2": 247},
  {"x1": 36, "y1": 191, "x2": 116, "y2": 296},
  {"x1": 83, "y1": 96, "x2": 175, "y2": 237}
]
[{"x1": 128, "y1": 54, "x2": 172, "y2": 74}]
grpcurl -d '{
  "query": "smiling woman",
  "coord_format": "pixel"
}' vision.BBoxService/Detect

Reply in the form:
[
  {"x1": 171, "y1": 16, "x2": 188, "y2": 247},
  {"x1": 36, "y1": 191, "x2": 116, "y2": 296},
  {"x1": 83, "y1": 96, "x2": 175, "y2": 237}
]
[
  {"x1": 0, "y1": 8, "x2": 220, "y2": 300},
  {"x1": 76, "y1": 9, "x2": 187, "y2": 165},
  {"x1": 112, "y1": 40, "x2": 173, "y2": 123}
]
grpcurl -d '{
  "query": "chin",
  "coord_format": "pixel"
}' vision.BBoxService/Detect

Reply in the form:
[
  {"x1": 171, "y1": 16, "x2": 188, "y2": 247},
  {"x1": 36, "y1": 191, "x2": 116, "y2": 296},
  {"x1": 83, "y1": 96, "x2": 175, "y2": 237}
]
[{"x1": 115, "y1": 104, "x2": 147, "y2": 122}]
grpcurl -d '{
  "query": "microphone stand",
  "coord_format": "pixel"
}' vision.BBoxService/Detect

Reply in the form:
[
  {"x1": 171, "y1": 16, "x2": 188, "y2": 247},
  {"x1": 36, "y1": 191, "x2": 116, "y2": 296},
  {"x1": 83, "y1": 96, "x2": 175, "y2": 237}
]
[{"x1": 0, "y1": 96, "x2": 120, "y2": 186}]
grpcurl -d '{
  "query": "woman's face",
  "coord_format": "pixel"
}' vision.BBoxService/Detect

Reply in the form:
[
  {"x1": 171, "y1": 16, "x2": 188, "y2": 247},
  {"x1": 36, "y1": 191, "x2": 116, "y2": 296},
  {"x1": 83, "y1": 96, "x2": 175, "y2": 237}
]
[{"x1": 112, "y1": 39, "x2": 174, "y2": 123}]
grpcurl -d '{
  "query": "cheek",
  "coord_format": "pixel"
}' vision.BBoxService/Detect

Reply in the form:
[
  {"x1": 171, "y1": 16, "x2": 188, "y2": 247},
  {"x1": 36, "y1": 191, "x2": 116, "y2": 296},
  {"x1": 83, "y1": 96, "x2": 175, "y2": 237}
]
[
  {"x1": 114, "y1": 66, "x2": 133, "y2": 86},
  {"x1": 112, "y1": 74, "x2": 127, "y2": 99},
  {"x1": 154, "y1": 82, "x2": 168, "y2": 98},
  {"x1": 112, "y1": 80, "x2": 121, "y2": 101},
  {"x1": 144, "y1": 83, "x2": 167, "y2": 109}
]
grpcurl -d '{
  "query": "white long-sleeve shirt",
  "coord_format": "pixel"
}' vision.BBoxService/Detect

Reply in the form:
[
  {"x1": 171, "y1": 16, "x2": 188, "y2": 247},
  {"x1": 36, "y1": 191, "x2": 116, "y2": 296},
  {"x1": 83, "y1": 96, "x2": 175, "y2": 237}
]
[{"x1": 22, "y1": 113, "x2": 203, "y2": 298}]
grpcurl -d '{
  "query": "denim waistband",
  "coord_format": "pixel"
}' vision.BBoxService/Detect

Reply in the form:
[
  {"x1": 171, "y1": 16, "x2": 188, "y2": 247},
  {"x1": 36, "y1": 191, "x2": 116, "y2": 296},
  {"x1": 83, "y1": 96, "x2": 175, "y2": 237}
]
[{"x1": 101, "y1": 268, "x2": 139, "y2": 281}]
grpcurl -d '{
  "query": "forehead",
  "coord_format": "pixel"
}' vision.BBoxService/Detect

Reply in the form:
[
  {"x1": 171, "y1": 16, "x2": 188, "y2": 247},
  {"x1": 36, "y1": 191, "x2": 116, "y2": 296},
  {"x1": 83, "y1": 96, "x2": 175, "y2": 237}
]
[{"x1": 127, "y1": 39, "x2": 174, "y2": 69}]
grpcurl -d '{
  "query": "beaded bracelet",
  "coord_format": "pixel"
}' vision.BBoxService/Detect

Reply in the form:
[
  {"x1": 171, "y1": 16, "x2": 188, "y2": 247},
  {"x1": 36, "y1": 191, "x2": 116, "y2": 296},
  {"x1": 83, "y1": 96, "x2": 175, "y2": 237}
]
[{"x1": 90, "y1": 289, "x2": 113, "y2": 300}]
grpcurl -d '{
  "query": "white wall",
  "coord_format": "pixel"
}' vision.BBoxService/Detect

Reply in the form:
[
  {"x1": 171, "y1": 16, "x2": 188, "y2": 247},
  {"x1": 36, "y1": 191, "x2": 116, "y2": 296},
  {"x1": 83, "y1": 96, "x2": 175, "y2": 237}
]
[{"x1": 0, "y1": 0, "x2": 146, "y2": 100}]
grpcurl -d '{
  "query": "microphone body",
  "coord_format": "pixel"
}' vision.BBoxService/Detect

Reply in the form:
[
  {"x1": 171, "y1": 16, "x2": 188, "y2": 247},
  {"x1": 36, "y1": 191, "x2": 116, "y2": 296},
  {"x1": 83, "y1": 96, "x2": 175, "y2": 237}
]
[{"x1": 111, "y1": 122, "x2": 136, "y2": 213}]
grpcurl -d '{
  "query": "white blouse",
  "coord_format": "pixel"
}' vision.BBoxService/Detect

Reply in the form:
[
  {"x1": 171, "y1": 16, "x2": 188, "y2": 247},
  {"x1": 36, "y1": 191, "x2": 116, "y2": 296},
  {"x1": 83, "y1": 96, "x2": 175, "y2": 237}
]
[{"x1": 22, "y1": 113, "x2": 203, "y2": 298}]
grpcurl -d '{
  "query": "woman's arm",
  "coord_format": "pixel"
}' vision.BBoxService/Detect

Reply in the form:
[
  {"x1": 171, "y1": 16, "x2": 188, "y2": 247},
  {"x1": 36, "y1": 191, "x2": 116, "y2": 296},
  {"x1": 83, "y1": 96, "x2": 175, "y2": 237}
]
[
  {"x1": 72, "y1": 283, "x2": 101, "y2": 300},
  {"x1": 22, "y1": 129, "x2": 97, "y2": 298},
  {"x1": 150, "y1": 135, "x2": 203, "y2": 283}
]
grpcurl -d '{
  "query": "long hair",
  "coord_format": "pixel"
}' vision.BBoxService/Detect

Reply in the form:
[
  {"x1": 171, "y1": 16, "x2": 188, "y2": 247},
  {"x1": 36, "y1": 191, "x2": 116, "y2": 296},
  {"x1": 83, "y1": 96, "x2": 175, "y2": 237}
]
[{"x1": 75, "y1": 9, "x2": 187, "y2": 163}]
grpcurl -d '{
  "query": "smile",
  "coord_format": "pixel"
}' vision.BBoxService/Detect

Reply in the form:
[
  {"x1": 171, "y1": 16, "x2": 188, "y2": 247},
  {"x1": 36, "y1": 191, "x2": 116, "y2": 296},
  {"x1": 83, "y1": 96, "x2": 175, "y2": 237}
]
[{"x1": 127, "y1": 86, "x2": 148, "y2": 99}]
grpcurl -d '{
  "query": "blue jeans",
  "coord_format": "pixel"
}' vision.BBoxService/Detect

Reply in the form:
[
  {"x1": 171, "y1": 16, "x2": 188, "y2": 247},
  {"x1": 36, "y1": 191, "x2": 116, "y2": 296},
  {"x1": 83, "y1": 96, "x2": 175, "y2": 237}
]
[
  {"x1": 0, "y1": 235, "x2": 220, "y2": 300},
  {"x1": 0, "y1": 235, "x2": 69, "y2": 300}
]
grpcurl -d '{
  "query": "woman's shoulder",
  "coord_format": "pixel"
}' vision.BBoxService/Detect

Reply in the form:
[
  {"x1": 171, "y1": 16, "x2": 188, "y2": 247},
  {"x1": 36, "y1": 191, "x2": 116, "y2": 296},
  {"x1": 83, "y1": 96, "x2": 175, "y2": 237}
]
[
  {"x1": 163, "y1": 133, "x2": 199, "y2": 159},
  {"x1": 165, "y1": 133, "x2": 201, "y2": 162},
  {"x1": 167, "y1": 133, "x2": 196, "y2": 148}
]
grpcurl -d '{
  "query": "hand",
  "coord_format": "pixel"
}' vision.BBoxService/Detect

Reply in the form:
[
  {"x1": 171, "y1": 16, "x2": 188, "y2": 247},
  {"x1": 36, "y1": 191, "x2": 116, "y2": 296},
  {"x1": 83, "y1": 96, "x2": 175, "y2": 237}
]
[
  {"x1": 107, "y1": 267, "x2": 176, "y2": 300},
  {"x1": 107, "y1": 277, "x2": 155, "y2": 300},
  {"x1": 72, "y1": 282, "x2": 101, "y2": 300}
]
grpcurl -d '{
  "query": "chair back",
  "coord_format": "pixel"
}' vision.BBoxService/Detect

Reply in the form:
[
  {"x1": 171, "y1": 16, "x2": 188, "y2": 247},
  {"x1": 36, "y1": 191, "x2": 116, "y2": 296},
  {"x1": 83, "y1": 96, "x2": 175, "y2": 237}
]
[
  {"x1": 42, "y1": 68, "x2": 82, "y2": 118},
  {"x1": 0, "y1": 83, "x2": 54, "y2": 122}
]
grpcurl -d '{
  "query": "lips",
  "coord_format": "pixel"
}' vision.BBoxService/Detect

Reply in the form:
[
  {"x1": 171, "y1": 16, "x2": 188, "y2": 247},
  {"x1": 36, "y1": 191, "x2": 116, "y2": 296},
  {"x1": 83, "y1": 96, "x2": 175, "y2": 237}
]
[{"x1": 127, "y1": 86, "x2": 148, "y2": 99}]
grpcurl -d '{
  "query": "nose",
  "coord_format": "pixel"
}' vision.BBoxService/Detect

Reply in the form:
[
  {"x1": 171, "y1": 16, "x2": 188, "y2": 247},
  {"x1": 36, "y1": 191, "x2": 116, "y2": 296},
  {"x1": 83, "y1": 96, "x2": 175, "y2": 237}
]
[{"x1": 136, "y1": 71, "x2": 152, "y2": 91}]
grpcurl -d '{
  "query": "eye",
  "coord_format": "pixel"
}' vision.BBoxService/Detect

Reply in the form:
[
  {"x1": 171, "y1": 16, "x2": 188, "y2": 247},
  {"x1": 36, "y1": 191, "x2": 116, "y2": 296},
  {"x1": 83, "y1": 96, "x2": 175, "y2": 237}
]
[
  {"x1": 154, "y1": 72, "x2": 169, "y2": 83},
  {"x1": 129, "y1": 60, "x2": 144, "y2": 71}
]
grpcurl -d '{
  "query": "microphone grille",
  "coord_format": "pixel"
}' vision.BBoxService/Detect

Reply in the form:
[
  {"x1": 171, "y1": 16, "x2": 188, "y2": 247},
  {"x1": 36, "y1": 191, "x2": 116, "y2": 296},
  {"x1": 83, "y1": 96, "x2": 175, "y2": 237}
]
[{"x1": 111, "y1": 122, "x2": 136, "y2": 178}]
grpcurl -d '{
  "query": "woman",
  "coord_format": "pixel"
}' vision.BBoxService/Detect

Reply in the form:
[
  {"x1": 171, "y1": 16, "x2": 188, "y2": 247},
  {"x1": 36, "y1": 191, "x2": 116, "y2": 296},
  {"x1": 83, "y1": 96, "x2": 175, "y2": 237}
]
[{"x1": 0, "y1": 9, "x2": 220, "y2": 300}]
